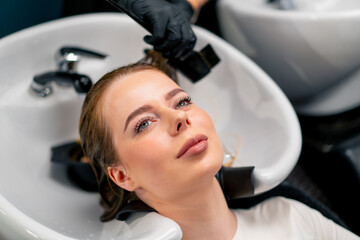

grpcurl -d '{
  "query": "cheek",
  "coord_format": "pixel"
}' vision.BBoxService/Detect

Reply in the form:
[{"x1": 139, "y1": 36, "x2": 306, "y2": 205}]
[
  {"x1": 123, "y1": 140, "x2": 163, "y2": 167},
  {"x1": 190, "y1": 107, "x2": 213, "y2": 125},
  {"x1": 190, "y1": 108, "x2": 223, "y2": 157},
  {"x1": 119, "y1": 133, "x2": 173, "y2": 179},
  {"x1": 191, "y1": 108, "x2": 218, "y2": 136}
]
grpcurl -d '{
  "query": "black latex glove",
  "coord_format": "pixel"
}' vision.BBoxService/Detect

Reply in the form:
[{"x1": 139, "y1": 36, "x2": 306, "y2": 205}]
[{"x1": 107, "y1": 0, "x2": 196, "y2": 59}]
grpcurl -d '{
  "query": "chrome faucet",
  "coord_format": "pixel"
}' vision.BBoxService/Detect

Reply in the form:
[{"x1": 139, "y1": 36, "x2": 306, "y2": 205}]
[
  {"x1": 31, "y1": 46, "x2": 108, "y2": 97},
  {"x1": 56, "y1": 46, "x2": 108, "y2": 73},
  {"x1": 267, "y1": 0, "x2": 295, "y2": 10}
]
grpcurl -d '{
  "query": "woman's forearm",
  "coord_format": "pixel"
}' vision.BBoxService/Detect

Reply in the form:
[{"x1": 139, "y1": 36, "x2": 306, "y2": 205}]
[{"x1": 187, "y1": 0, "x2": 209, "y2": 11}]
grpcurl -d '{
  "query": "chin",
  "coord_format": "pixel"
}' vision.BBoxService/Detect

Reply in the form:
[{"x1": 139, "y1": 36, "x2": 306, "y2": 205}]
[{"x1": 198, "y1": 145, "x2": 224, "y2": 178}]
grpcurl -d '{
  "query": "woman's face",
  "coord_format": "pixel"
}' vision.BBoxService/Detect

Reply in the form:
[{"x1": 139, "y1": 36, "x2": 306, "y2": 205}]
[{"x1": 102, "y1": 69, "x2": 223, "y2": 203}]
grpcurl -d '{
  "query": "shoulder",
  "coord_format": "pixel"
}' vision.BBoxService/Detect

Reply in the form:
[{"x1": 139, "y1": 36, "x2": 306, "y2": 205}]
[
  {"x1": 231, "y1": 197, "x2": 313, "y2": 239},
  {"x1": 232, "y1": 196, "x2": 307, "y2": 215},
  {"x1": 232, "y1": 196, "x2": 334, "y2": 227},
  {"x1": 232, "y1": 197, "x2": 360, "y2": 240}
]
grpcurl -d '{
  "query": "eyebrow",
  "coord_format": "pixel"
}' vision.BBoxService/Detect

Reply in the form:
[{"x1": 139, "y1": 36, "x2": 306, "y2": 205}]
[
  {"x1": 165, "y1": 88, "x2": 185, "y2": 101},
  {"x1": 124, "y1": 88, "x2": 185, "y2": 132}
]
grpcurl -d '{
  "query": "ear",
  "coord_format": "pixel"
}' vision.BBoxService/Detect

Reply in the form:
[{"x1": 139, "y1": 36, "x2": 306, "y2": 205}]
[{"x1": 108, "y1": 165, "x2": 138, "y2": 192}]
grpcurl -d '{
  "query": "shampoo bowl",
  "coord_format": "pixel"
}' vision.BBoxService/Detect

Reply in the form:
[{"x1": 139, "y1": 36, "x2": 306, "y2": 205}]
[
  {"x1": 0, "y1": 13, "x2": 301, "y2": 239},
  {"x1": 217, "y1": 0, "x2": 360, "y2": 113}
]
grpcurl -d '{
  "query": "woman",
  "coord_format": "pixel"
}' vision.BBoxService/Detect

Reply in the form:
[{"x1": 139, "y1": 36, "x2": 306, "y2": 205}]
[{"x1": 79, "y1": 61, "x2": 359, "y2": 239}]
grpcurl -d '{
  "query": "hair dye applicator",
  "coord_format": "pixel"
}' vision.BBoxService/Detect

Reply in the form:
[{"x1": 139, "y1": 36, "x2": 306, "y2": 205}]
[
  {"x1": 106, "y1": 0, "x2": 220, "y2": 82},
  {"x1": 167, "y1": 44, "x2": 220, "y2": 82}
]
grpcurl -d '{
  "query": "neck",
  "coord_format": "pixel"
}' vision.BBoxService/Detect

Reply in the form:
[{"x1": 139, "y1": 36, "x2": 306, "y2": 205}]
[{"x1": 149, "y1": 178, "x2": 237, "y2": 240}]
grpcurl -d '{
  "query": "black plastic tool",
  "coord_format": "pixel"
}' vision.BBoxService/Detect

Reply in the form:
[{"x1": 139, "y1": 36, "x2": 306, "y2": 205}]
[
  {"x1": 216, "y1": 166, "x2": 255, "y2": 200},
  {"x1": 51, "y1": 141, "x2": 97, "y2": 191}
]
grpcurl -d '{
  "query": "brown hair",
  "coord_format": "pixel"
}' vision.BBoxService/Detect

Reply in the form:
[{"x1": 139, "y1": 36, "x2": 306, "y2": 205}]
[{"x1": 79, "y1": 51, "x2": 176, "y2": 221}]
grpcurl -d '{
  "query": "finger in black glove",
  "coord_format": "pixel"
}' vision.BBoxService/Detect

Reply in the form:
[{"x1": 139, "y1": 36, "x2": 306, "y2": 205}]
[{"x1": 108, "y1": 0, "x2": 197, "y2": 59}]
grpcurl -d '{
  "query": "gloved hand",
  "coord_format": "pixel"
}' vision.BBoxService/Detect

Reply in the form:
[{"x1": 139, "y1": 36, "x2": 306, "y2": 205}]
[{"x1": 107, "y1": 0, "x2": 196, "y2": 59}]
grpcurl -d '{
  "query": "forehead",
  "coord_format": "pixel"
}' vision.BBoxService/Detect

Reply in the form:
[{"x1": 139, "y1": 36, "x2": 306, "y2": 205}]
[
  {"x1": 101, "y1": 69, "x2": 180, "y2": 122},
  {"x1": 106, "y1": 69, "x2": 179, "y2": 101}
]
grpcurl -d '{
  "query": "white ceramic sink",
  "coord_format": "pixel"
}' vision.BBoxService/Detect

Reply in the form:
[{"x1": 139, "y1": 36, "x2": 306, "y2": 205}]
[
  {"x1": 217, "y1": 0, "x2": 360, "y2": 114},
  {"x1": 0, "y1": 13, "x2": 301, "y2": 239}
]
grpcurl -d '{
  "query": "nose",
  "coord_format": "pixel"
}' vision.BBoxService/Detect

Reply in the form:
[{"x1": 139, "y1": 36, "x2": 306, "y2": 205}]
[{"x1": 168, "y1": 109, "x2": 191, "y2": 136}]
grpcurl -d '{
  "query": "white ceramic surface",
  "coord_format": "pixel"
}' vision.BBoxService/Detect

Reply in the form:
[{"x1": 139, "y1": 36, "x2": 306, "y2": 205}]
[
  {"x1": 0, "y1": 13, "x2": 301, "y2": 239},
  {"x1": 217, "y1": 0, "x2": 360, "y2": 113}
]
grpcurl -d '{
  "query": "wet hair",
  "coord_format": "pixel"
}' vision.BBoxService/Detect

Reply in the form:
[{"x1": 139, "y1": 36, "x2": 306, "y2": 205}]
[{"x1": 79, "y1": 51, "x2": 177, "y2": 222}]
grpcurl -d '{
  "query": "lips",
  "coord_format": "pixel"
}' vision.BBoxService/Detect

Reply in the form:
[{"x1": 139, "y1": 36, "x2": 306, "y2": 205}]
[{"x1": 177, "y1": 134, "x2": 208, "y2": 159}]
